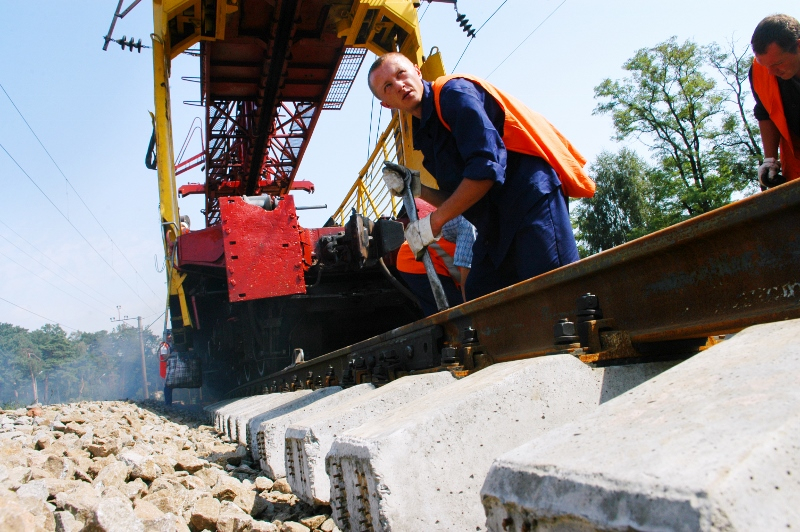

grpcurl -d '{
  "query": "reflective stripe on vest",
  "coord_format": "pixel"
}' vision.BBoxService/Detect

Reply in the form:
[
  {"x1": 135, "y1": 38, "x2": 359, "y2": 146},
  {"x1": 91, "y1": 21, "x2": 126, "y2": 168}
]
[
  {"x1": 432, "y1": 74, "x2": 596, "y2": 198},
  {"x1": 751, "y1": 62, "x2": 800, "y2": 181},
  {"x1": 429, "y1": 242, "x2": 461, "y2": 284},
  {"x1": 396, "y1": 238, "x2": 461, "y2": 285}
]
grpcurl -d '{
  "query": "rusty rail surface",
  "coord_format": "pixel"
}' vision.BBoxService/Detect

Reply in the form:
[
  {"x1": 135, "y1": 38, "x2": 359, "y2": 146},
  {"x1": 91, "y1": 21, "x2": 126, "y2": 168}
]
[{"x1": 228, "y1": 179, "x2": 800, "y2": 397}]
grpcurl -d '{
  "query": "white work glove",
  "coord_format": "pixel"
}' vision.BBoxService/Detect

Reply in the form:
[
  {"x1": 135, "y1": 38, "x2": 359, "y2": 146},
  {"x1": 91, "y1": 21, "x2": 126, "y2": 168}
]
[
  {"x1": 381, "y1": 167, "x2": 421, "y2": 198},
  {"x1": 758, "y1": 157, "x2": 781, "y2": 187},
  {"x1": 405, "y1": 214, "x2": 440, "y2": 260}
]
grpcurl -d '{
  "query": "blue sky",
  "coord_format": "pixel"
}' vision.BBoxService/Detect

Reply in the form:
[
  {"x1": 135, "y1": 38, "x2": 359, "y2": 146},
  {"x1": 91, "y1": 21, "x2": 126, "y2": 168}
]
[{"x1": 0, "y1": 1, "x2": 795, "y2": 333}]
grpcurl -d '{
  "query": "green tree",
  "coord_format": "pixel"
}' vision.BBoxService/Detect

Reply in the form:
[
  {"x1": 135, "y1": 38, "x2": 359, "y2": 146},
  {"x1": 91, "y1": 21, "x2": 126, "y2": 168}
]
[
  {"x1": 30, "y1": 324, "x2": 77, "y2": 404},
  {"x1": 0, "y1": 323, "x2": 31, "y2": 406},
  {"x1": 707, "y1": 40, "x2": 763, "y2": 191},
  {"x1": 0, "y1": 323, "x2": 42, "y2": 404},
  {"x1": 594, "y1": 37, "x2": 758, "y2": 221},
  {"x1": 573, "y1": 148, "x2": 661, "y2": 256}
]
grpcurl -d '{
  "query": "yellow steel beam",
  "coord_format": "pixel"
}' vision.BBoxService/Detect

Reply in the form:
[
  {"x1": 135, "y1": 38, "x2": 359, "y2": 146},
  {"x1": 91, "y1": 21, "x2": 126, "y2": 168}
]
[{"x1": 152, "y1": 0, "x2": 191, "y2": 327}]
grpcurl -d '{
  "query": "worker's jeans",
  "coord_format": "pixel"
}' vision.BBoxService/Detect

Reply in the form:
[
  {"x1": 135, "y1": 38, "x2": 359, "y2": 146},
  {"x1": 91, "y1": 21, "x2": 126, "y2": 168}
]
[{"x1": 164, "y1": 383, "x2": 173, "y2": 406}]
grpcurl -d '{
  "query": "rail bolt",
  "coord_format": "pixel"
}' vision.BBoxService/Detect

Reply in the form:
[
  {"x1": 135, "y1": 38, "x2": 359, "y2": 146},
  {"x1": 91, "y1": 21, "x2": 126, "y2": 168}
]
[
  {"x1": 577, "y1": 293, "x2": 599, "y2": 310},
  {"x1": 554, "y1": 318, "x2": 579, "y2": 345},
  {"x1": 405, "y1": 345, "x2": 414, "y2": 359},
  {"x1": 462, "y1": 326, "x2": 479, "y2": 344},
  {"x1": 441, "y1": 346, "x2": 458, "y2": 364},
  {"x1": 576, "y1": 293, "x2": 603, "y2": 322}
]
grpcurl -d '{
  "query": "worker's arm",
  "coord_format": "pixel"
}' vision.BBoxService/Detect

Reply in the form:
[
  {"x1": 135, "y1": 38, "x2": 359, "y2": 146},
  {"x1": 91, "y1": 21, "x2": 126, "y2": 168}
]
[
  {"x1": 419, "y1": 185, "x2": 449, "y2": 207},
  {"x1": 428, "y1": 178, "x2": 493, "y2": 236},
  {"x1": 758, "y1": 119, "x2": 781, "y2": 159}
]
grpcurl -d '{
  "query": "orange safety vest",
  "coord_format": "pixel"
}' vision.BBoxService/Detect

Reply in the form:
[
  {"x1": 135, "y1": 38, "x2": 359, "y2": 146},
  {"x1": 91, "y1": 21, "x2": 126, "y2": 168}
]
[
  {"x1": 158, "y1": 342, "x2": 171, "y2": 379},
  {"x1": 396, "y1": 238, "x2": 462, "y2": 285},
  {"x1": 751, "y1": 61, "x2": 800, "y2": 181},
  {"x1": 432, "y1": 74, "x2": 595, "y2": 198}
]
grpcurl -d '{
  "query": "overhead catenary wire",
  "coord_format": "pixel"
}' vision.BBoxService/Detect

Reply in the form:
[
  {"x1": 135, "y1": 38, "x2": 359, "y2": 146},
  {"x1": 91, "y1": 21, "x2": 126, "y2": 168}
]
[
  {"x1": 418, "y1": 1, "x2": 432, "y2": 22},
  {"x1": 485, "y1": 0, "x2": 567, "y2": 80},
  {"x1": 0, "y1": 250, "x2": 107, "y2": 316},
  {"x1": 146, "y1": 310, "x2": 166, "y2": 332},
  {"x1": 0, "y1": 295, "x2": 77, "y2": 332},
  {"x1": 0, "y1": 232, "x2": 114, "y2": 311},
  {"x1": 452, "y1": 0, "x2": 510, "y2": 72},
  {"x1": 0, "y1": 218, "x2": 116, "y2": 308},
  {"x1": 368, "y1": 88, "x2": 377, "y2": 158},
  {"x1": 0, "y1": 143, "x2": 157, "y2": 313},
  {"x1": 0, "y1": 83, "x2": 161, "y2": 299}
]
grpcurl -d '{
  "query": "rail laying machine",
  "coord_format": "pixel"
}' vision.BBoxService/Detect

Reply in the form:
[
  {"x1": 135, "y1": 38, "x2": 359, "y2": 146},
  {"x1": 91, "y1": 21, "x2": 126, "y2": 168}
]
[{"x1": 137, "y1": 0, "x2": 800, "y2": 398}]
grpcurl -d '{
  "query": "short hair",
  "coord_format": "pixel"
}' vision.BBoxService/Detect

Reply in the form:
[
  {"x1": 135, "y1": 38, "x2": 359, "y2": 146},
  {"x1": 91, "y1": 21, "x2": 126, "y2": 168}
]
[
  {"x1": 366, "y1": 52, "x2": 408, "y2": 95},
  {"x1": 751, "y1": 14, "x2": 800, "y2": 55}
]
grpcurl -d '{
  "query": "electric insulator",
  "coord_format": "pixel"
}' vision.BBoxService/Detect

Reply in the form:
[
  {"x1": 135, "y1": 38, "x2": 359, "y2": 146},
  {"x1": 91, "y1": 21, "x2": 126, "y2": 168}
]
[
  {"x1": 115, "y1": 35, "x2": 144, "y2": 53},
  {"x1": 455, "y1": 11, "x2": 476, "y2": 38}
]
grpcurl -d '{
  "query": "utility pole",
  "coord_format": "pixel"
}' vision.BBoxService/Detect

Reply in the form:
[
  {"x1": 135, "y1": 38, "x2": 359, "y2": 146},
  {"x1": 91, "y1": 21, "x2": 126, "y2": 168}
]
[
  {"x1": 137, "y1": 316, "x2": 149, "y2": 400},
  {"x1": 110, "y1": 312, "x2": 150, "y2": 400}
]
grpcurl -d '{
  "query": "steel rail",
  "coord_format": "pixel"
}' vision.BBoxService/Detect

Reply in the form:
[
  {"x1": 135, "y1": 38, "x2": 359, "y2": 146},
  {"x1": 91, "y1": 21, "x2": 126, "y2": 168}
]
[{"x1": 227, "y1": 179, "x2": 800, "y2": 397}]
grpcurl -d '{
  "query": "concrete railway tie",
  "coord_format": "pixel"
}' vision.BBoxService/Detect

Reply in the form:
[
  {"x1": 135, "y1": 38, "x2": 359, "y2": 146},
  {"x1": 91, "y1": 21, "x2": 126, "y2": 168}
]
[
  {"x1": 247, "y1": 387, "x2": 343, "y2": 466},
  {"x1": 325, "y1": 355, "x2": 674, "y2": 531},
  {"x1": 203, "y1": 319, "x2": 800, "y2": 531},
  {"x1": 257, "y1": 384, "x2": 377, "y2": 479},
  {"x1": 481, "y1": 318, "x2": 800, "y2": 531},
  {"x1": 285, "y1": 371, "x2": 457, "y2": 507}
]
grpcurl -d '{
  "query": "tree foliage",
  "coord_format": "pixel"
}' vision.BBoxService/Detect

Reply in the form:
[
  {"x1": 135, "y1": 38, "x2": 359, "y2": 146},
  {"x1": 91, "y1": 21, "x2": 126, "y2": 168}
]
[
  {"x1": 573, "y1": 148, "x2": 661, "y2": 256},
  {"x1": 0, "y1": 322, "x2": 161, "y2": 407},
  {"x1": 593, "y1": 37, "x2": 760, "y2": 223}
]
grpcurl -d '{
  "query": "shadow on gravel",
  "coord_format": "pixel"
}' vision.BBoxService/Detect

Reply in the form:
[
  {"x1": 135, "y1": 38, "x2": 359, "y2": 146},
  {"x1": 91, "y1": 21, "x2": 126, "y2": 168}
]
[{"x1": 132, "y1": 399, "x2": 211, "y2": 427}]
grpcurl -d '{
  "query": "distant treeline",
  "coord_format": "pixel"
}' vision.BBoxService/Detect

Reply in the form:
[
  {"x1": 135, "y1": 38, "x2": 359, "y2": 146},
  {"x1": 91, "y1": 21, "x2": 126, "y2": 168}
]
[{"x1": 0, "y1": 322, "x2": 162, "y2": 408}]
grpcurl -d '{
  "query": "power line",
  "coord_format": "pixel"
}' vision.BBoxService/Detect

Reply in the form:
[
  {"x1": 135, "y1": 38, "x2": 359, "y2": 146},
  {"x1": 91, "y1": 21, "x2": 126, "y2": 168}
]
[
  {"x1": 146, "y1": 311, "x2": 166, "y2": 331},
  {"x1": 0, "y1": 222, "x2": 116, "y2": 309},
  {"x1": 0, "y1": 83, "x2": 161, "y2": 299},
  {"x1": 452, "y1": 0, "x2": 509, "y2": 72},
  {"x1": 0, "y1": 250, "x2": 107, "y2": 316},
  {"x1": 0, "y1": 142, "x2": 157, "y2": 313},
  {"x1": 368, "y1": 90, "x2": 376, "y2": 158},
  {"x1": 0, "y1": 295, "x2": 77, "y2": 331},
  {"x1": 485, "y1": 0, "x2": 567, "y2": 80},
  {"x1": 418, "y1": 1, "x2": 432, "y2": 22}
]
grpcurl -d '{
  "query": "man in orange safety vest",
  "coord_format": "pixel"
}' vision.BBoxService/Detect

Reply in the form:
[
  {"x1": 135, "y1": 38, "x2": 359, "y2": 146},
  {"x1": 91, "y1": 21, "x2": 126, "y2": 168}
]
[{"x1": 750, "y1": 14, "x2": 800, "y2": 186}]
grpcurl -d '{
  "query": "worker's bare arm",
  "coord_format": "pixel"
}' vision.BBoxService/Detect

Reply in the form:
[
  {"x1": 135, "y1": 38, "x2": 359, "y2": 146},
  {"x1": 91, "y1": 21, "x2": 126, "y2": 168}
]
[
  {"x1": 428, "y1": 179, "x2": 493, "y2": 236},
  {"x1": 419, "y1": 185, "x2": 449, "y2": 207}
]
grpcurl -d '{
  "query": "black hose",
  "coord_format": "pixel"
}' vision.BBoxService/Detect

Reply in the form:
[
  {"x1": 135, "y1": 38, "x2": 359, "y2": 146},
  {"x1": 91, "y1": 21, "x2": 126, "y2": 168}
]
[
  {"x1": 378, "y1": 257, "x2": 422, "y2": 311},
  {"x1": 145, "y1": 127, "x2": 157, "y2": 170}
]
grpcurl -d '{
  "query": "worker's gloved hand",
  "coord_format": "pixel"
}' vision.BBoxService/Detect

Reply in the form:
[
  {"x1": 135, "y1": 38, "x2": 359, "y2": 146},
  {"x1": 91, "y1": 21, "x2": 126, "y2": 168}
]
[
  {"x1": 405, "y1": 214, "x2": 440, "y2": 260},
  {"x1": 758, "y1": 157, "x2": 782, "y2": 188},
  {"x1": 382, "y1": 161, "x2": 421, "y2": 198}
]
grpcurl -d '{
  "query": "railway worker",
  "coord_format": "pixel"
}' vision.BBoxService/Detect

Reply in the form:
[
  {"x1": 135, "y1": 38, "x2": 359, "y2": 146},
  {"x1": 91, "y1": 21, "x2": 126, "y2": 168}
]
[
  {"x1": 370, "y1": 52, "x2": 593, "y2": 299},
  {"x1": 750, "y1": 14, "x2": 800, "y2": 186},
  {"x1": 396, "y1": 199, "x2": 475, "y2": 316},
  {"x1": 159, "y1": 332, "x2": 174, "y2": 406}
]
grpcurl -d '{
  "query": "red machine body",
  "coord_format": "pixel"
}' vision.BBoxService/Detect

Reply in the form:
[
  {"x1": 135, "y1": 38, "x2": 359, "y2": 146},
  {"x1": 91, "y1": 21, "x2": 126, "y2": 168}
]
[{"x1": 220, "y1": 196, "x2": 305, "y2": 301}]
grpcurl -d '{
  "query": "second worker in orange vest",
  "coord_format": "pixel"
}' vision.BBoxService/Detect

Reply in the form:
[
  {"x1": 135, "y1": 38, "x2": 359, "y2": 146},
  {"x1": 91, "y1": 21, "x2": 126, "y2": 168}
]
[
  {"x1": 371, "y1": 53, "x2": 592, "y2": 299},
  {"x1": 396, "y1": 199, "x2": 475, "y2": 316},
  {"x1": 749, "y1": 14, "x2": 800, "y2": 186}
]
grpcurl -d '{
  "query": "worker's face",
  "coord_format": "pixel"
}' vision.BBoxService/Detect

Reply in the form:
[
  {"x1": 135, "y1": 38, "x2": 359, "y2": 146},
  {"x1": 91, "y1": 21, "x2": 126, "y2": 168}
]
[
  {"x1": 369, "y1": 55, "x2": 424, "y2": 117},
  {"x1": 755, "y1": 41, "x2": 800, "y2": 80}
]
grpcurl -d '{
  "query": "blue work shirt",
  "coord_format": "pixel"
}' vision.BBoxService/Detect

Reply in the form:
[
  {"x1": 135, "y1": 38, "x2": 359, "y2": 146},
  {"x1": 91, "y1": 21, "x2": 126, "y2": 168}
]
[
  {"x1": 440, "y1": 215, "x2": 476, "y2": 269},
  {"x1": 412, "y1": 79, "x2": 563, "y2": 267}
]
